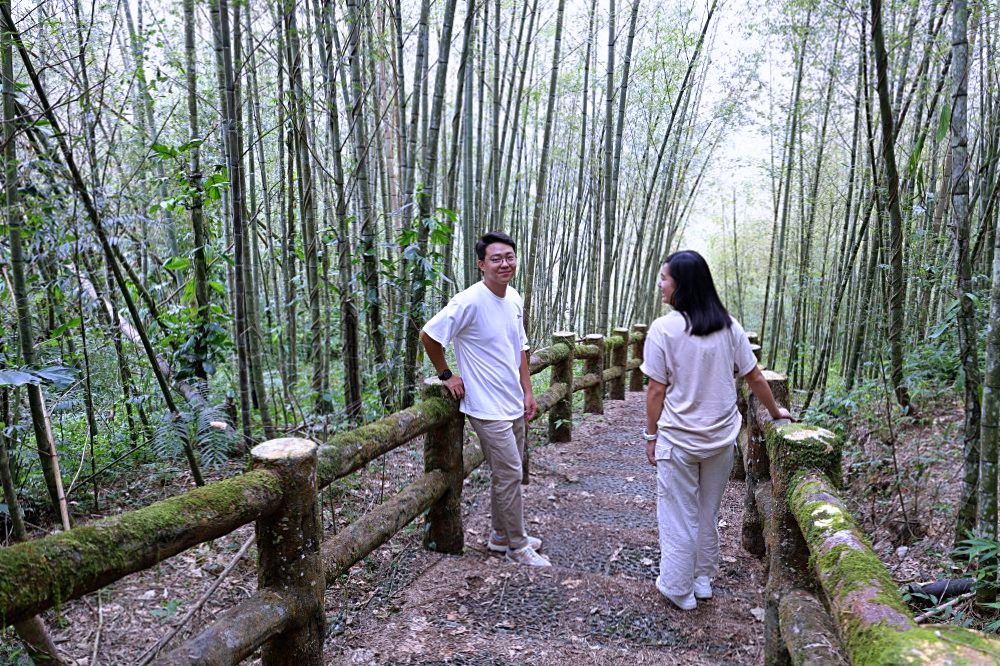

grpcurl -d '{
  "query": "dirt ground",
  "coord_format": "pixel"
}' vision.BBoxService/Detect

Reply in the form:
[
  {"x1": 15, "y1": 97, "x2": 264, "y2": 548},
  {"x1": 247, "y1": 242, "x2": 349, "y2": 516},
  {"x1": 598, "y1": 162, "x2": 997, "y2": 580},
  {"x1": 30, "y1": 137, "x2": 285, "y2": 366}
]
[{"x1": 327, "y1": 393, "x2": 766, "y2": 665}]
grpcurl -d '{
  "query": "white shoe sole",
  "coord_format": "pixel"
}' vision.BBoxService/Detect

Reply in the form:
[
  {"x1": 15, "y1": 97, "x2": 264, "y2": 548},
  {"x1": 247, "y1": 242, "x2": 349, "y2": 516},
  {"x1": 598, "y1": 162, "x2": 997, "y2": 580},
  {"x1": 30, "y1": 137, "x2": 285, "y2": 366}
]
[{"x1": 488, "y1": 536, "x2": 542, "y2": 553}]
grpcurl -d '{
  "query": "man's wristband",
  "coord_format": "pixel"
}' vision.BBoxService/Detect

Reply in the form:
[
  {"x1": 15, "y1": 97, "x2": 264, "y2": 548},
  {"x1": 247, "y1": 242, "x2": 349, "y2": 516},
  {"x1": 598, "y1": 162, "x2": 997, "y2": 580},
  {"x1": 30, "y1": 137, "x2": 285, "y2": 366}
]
[
  {"x1": 438, "y1": 368, "x2": 453, "y2": 381},
  {"x1": 642, "y1": 431, "x2": 658, "y2": 442}
]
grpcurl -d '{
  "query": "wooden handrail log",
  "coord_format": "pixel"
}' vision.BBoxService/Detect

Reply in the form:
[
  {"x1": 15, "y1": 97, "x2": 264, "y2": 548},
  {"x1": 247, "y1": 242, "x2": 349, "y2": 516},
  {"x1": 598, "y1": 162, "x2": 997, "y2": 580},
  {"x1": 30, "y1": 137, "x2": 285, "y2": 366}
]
[
  {"x1": 151, "y1": 589, "x2": 296, "y2": 665},
  {"x1": 532, "y1": 382, "x2": 569, "y2": 419},
  {"x1": 790, "y1": 469, "x2": 1000, "y2": 663},
  {"x1": 320, "y1": 440, "x2": 484, "y2": 585},
  {"x1": 323, "y1": 469, "x2": 449, "y2": 584},
  {"x1": 627, "y1": 358, "x2": 641, "y2": 371},
  {"x1": 0, "y1": 470, "x2": 283, "y2": 625},
  {"x1": 572, "y1": 372, "x2": 602, "y2": 391},
  {"x1": 463, "y1": 441, "x2": 486, "y2": 476},
  {"x1": 777, "y1": 589, "x2": 846, "y2": 664},
  {"x1": 320, "y1": 441, "x2": 492, "y2": 590},
  {"x1": 317, "y1": 396, "x2": 457, "y2": 487},
  {"x1": 573, "y1": 343, "x2": 600, "y2": 359},
  {"x1": 602, "y1": 366, "x2": 623, "y2": 382},
  {"x1": 528, "y1": 342, "x2": 572, "y2": 375}
]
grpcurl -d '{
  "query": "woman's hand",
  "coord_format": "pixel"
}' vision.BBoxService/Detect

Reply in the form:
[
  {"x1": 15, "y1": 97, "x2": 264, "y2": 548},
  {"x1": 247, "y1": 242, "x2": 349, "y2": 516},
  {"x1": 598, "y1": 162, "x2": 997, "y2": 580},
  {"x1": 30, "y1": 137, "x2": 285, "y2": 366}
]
[
  {"x1": 772, "y1": 407, "x2": 794, "y2": 421},
  {"x1": 645, "y1": 440, "x2": 656, "y2": 466}
]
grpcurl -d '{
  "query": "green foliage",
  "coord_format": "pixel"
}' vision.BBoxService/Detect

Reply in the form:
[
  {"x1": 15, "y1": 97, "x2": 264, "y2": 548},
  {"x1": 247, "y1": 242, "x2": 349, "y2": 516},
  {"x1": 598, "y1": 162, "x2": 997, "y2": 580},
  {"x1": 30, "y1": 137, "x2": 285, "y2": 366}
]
[
  {"x1": 149, "y1": 597, "x2": 183, "y2": 622},
  {"x1": 0, "y1": 626, "x2": 30, "y2": 665},
  {"x1": 952, "y1": 536, "x2": 1000, "y2": 632},
  {"x1": 0, "y1": 365, "x2": 76, "y2": 390},
  {"x1": 152, "y1": 397, "x2": 236, "y2": 469}
]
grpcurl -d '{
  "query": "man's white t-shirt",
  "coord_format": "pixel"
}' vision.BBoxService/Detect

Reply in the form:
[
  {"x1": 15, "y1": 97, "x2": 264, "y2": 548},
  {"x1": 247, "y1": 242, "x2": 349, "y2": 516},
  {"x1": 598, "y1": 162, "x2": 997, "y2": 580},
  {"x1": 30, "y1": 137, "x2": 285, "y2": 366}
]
[
  {"x1": 422, "y1": 281, "x2": 529, "y2": 420},
  {"x1": 640, "y1": 311, "x2": 758, "y2": 460}
]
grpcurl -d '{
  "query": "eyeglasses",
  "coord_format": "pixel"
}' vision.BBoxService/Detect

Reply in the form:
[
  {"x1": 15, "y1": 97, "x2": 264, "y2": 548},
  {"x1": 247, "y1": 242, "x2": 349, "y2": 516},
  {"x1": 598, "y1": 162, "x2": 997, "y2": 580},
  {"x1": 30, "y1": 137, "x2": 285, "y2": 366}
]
[{"x1": 487, "y1": 254, "x2": 517, "y2": 266}]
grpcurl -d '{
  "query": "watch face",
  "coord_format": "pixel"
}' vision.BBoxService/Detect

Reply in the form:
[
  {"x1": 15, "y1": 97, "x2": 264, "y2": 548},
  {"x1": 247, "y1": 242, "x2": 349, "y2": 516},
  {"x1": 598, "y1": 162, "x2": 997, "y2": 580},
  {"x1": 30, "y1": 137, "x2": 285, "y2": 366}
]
[{"x1": 438, "y1": 369, "x2": 453, "y2": 381}]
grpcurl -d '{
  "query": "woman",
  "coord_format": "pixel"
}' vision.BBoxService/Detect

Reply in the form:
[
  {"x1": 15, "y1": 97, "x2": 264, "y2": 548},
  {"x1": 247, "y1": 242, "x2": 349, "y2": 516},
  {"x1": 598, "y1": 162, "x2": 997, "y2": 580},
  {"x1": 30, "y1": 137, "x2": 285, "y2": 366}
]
[{"x1": 641, "y1": 250, "x2": 791, "y2": 610}]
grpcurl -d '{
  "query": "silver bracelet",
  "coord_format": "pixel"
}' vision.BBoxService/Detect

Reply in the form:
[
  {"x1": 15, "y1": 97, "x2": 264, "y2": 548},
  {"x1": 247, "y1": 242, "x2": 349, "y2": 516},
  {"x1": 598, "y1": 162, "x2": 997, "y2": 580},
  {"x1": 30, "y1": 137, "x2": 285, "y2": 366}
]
[{"x1": 642, "y1": 431, "x2": 657, "y2": 442}]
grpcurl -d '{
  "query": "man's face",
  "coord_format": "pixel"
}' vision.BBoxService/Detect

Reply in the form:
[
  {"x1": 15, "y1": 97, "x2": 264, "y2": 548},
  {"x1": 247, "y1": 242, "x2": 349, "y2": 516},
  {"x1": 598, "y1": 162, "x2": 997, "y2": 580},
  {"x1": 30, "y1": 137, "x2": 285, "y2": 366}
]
[{"x1": 478, "y1": 242, "x2": 517, "y2": 285}]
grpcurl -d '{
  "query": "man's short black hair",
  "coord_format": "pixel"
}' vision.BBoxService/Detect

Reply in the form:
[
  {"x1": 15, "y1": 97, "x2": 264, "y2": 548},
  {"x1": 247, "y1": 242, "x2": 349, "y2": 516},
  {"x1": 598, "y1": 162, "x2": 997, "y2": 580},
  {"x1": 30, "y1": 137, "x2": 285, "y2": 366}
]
[{"x1": 475, "y1": 231, "x2": 517, "y2": 261}]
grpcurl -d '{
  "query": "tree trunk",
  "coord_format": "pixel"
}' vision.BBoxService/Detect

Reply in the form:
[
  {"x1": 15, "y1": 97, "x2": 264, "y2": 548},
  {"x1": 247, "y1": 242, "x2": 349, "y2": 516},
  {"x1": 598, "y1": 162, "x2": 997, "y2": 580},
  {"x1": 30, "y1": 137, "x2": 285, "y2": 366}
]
[
  {"x1": 521, "y1": 0, "x2": 567, "y2": 323},
  {"x1": 870, "y1": 0, "x2": 913, "y2": 412}
]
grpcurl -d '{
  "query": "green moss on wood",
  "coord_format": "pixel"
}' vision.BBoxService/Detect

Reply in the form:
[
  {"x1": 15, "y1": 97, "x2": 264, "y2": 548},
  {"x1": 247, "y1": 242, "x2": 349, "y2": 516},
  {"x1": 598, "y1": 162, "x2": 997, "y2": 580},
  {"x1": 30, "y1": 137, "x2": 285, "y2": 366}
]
[
  {"x1": 603, "y1": 335, "x2": 626, "y2": 351},
  {"x1": 767, "y1": 423, "x2": 842, "y2": 487},
  {"x1": 1, "y1": 469, "x2": 282, "y2": 625},
  {"x1": 528, "y1": 342, "x2": 572, "y2": 374},
  {"x1": 317, "y1": 396, "x2": 457, "y2": 487},
  {"x1": 789, "y1": 472, "x2": 1000, "y2": 664}
]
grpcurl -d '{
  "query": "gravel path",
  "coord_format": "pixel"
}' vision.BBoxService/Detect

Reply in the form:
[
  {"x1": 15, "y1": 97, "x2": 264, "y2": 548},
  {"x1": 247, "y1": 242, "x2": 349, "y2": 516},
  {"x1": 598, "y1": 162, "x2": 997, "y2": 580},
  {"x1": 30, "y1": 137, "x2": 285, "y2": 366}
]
[{"x1": 330, "y1": 391, "x2": 766, "y2": 665}]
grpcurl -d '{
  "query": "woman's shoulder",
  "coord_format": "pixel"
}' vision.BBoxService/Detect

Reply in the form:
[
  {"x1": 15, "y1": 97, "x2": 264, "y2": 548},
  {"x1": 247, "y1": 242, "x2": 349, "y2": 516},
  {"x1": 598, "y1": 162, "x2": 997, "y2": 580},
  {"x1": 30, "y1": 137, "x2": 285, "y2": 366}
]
[{"x1": 650, "y1": 311, "x2": 687, "y2": 335}]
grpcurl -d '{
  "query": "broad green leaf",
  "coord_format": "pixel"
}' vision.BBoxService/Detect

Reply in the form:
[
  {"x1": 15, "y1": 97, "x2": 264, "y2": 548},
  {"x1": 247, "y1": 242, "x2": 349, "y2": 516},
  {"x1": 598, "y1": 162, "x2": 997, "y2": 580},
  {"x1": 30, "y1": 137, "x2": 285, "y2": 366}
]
[
  {"x1": 50, "y1": 317, "x2": 82, "y2": 338},
  {"x1": 152, "y1": 142, "x2": 178, "y2": 158},
  {"x1": 0, "y1": 369, "x2": 39, "y2": 387},
  {"x1": 435, "y1": 207, "x2": 458, "y2": 223},
  {"x1": 35, "y1": 366, "x2": 76, "y2": 389},
  {"x1": 165, "y1": 256, "x2": 192, "y2": 271}
]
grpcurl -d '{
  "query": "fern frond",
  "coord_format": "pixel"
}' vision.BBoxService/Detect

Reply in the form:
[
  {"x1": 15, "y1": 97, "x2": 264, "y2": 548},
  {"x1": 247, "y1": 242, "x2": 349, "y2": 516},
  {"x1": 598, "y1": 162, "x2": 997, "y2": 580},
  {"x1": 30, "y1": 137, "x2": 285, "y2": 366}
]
[
  {"x1": 193, "y1": 402, "x2": 235, "y2": 468},
  {"x1": 152, "y1": 411, "x2": 189, "y2": 461}
]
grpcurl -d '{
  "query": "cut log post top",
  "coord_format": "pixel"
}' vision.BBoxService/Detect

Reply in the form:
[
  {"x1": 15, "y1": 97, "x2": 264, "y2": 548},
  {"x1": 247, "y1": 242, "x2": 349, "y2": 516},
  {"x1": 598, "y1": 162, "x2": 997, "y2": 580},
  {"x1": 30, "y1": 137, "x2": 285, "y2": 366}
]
[{"x1": 765, "y1": 422, "x2": 842, "y2": 491}]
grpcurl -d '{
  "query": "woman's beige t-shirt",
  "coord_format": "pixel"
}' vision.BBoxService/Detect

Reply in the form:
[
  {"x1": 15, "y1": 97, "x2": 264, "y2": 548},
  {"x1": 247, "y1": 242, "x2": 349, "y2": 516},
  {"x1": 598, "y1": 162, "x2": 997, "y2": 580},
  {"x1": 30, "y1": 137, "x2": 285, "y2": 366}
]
[{"x1": 640, "y1": 311, "x2": 758, "y2": 460}]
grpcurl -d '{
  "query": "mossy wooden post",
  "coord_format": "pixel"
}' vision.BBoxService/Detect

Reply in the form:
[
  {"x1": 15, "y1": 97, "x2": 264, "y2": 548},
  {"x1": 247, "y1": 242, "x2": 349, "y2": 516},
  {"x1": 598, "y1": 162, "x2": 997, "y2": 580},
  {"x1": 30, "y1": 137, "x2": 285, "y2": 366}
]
[
  {"x1": 583, "y1": 334, "x2": 604, "y2": 414},
  {"x1": 763, "y1": 420, "x2": 839, "y2": 666},
  {"x1": 629, "y1": 324, "x2": 647, "y2": 391},
  {"x1": 742, "y1": 370, "x2": 787, "y2": 556},
  {"x1": 732, "y1": 378, "x2": 748, "y2": 482},
  {"x1": 549, "y1": 332, "x2": 575, "y2": 443},
  {"x1": 252, "y1": 438, "x2": 324, "y2": 666},
  {"x1": 421, "y1": 380, "x2": 465, "y2": 553},
  {"x1": 610, "y1": 327, "x2": 629, "y2": 399}
]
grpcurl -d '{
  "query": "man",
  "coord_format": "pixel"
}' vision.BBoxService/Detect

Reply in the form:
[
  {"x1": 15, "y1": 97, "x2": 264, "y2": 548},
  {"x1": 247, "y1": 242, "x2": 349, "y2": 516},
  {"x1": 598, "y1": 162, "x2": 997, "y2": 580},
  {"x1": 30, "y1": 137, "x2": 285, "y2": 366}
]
[{"x1": 420, "y1": 231, "x2": 549, "y2": 566}]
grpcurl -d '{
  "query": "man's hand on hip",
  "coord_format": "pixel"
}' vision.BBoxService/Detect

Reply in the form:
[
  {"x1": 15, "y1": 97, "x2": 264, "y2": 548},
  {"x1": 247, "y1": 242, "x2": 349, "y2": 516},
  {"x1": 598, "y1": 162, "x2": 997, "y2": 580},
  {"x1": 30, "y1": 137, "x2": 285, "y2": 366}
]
[
  {"x1": 523, "y1": 392, "x2": 537, "y2": 421},
  {"x1": 443, "y1": 375, "x2": 465, "y2": 400}
]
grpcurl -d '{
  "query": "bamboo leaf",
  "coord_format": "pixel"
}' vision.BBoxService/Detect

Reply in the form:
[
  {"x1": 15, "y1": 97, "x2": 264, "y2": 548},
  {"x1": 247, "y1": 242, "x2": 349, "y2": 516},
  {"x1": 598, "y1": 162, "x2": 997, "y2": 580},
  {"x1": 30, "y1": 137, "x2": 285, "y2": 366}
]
[{"x1": 937, "y1": 103, "x2": 951, "y2": 143}]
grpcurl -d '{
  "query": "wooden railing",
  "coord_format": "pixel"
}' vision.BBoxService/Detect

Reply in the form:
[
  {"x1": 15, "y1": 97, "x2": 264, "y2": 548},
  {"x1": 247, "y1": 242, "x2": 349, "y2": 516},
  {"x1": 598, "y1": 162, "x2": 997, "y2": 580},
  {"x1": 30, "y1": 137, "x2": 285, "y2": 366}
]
[
  {"x1": 0, "y1": 322, "x2": 648, "y2": 663},
  {"x1": 739, "y1": 335, "x2": 1000, "y2": 665}
]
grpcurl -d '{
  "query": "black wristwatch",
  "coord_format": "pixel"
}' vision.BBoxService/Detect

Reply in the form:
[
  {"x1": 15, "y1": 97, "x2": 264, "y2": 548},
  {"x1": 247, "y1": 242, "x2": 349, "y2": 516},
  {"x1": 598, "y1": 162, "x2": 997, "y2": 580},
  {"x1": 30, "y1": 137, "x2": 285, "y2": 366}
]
[{"x1": 438, "y1": 368, "x2": 453, "y2": 381}]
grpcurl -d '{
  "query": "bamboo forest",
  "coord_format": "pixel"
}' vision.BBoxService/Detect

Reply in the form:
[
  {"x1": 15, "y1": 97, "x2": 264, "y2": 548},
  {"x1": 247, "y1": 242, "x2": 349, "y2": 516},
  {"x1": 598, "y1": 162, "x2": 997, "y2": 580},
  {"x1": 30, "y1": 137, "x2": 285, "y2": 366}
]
[{"x1": 2, "y1": 0, "x2": 1000, "y2": 661}]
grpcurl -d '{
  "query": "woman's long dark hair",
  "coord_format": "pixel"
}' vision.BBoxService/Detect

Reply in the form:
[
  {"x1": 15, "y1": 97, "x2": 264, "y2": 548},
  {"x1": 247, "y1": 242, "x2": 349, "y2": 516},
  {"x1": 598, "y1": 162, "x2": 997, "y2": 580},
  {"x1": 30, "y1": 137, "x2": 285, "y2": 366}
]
[{"x1": 665, "y1": 250, "x2": 731, "y2": 336}]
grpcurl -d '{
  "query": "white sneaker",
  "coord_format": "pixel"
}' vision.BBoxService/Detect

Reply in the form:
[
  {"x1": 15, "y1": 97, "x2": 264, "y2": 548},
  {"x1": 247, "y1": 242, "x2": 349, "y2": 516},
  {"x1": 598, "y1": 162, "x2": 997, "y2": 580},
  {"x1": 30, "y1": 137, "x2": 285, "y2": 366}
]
[
  {"x1": 505, "y1": 545, "x2": 551, "y2": 567},
  {"x1": 656, "y1": 575, "x2": 696, "y2": 610},
  {"x1": 488, "y1": 531, "x2": 542, "y2": 553},
  {"x1": 694, "y1": 576, "x2": 713, "y2": 600}
]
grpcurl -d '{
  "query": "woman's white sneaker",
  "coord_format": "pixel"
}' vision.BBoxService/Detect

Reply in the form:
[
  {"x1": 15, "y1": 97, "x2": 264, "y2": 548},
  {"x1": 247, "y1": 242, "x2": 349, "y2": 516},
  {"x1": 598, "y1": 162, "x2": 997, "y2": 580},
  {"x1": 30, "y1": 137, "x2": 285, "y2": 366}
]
[
  {"x1": 656, "y1": 575, "x2": 697, "y2": 610},
  {"x1": 505, "y1": 545, "x2": 551, "y2": 567},
  {"x1": 694, "y1": 576, "x2": 713, "y2": 599},
  {"x1": 488, "y1": 531, "x2": 542, "y2": 553}
]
